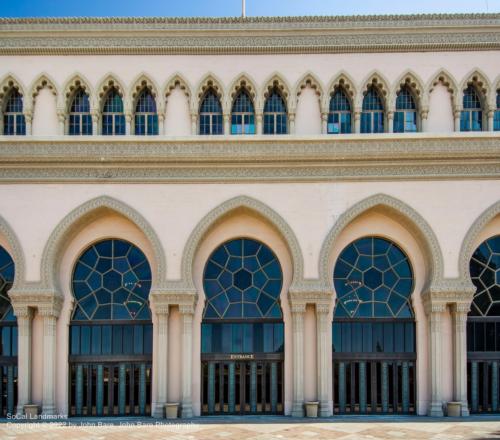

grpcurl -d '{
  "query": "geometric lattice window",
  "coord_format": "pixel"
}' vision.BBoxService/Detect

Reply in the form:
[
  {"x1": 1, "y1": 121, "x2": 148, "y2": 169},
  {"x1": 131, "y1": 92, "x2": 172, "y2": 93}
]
[
  {"x1": 263, "y1": 89, "x2": 287, "y2": 135},
  {"x1": 102, "y1": 89, "x2": 126, "y2": 136},
  {"x1": 361, "y1": 88, "x2": 384, "y2": 134},
  {"x1": 394, "y1": 86, "x2": 417, "y2": 133},
  {"x1": 333, "y1": 237, "x2": 414, "y2": 318},
  {"x1": 203, "y1": 238, "x2": 283, "y2": 319},
  {"x1": 199, "y1": 89, "x2": 223, "y2": 135},
  {"x1": 3, "y1": 89, "x2": 26, "y2": 136},
  {"x1": 328, "y1": 88, "x2": 351, "y2": 134},
  {"x1": 72, "y1": 239, "x2": 152, "y2": 321},
  {"x1": 69, "y1": 89, "x2": 92, "y2": 136},
  {"x1": 231, "y1": 90, "x2": 255, "y2": 135},
  {"x1": 134, "y1": 89, "x2": 158, "y2": 135},
  {"x1": 461, "y1": 85, "x2": 483, "y2": 132},
  {"x1": 469, "y1": 235, "x2": 500, "y2": 316},
  {"x1": 0, "y1": 246, "x2": 15, "y2": 322}
]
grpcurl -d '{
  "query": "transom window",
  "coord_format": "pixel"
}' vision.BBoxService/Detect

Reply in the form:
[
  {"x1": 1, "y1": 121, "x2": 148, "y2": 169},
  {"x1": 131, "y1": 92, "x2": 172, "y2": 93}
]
[
  {"x1": 469, "y1": 235, "x2": 500, "y2": 317},
  {"x1": 263, "y1": 89, "x2": 287, "y2": 134},
  {"x1": 361, "y1": 88, "x2": 384, "y2": 134},
  {"x1": 231, "y1": 90, "x2": 255, "y2": 135},
  {"x1": 69, "y1": 89, "x2": 92, "y2": 136},
  {"x1": 328, "y1": 88, "x2": 352, "y2": 134},
  {"x1": 72, "y1": 239, "x2": 152, "y2": 321},
  {"x1": 199, "y1": 89, "x2": 223, "y2": 135},
  {"x1": 460, "y1": 85, "x2": 483, "y2": 132},
  {"x1": 394, "y1": 87, "x2": 417, "y2": 133},
  {"x1": 203, "y1": 238, "x2": 283, "y2": 320},
  {"x1": 494, "y1": 91, "x2": 500, "y2": 131},
  {"x1": 333, "y1": 237, "x2": 414, "y2": 318},
  {"x1": 134, "y1": 89, "x2": 158, "y2": 136},
  {"x1": 3, "y1": 89, "x2": 25, "y2": 136},
  {"x1": 102, "y1": 89, "x2": 125, "y2": 136}
]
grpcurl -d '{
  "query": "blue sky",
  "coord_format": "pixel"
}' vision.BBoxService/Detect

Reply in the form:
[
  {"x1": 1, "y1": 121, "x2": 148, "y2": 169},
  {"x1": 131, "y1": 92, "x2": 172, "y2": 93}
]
[{"x1": 1, "y1": 0, "x2": 499, "y2": 18}]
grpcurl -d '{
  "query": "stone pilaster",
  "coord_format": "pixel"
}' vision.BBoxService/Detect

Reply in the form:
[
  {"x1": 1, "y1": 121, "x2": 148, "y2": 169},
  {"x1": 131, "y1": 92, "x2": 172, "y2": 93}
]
[
  {"x1": 190, "y1": 112, "x2": 197, "y2": 135},
  {"x1": 354, "y1": 109, "x2": 361, "y2": 133},
  {"x1": 24, "y1": 110, "x2": 33, "y2": 135},
  {"x1": 153, "y1": 305, "x2": 169, "y2": 418},
  {"x1": 91, "y1": 111, "x2": 99, "y2": 135},
  {"x1": 180, "y1": 304, "x2": 194, "y2": 418},
  {"x1": 321, "y1": 111, "x2": 328, "y2": 134},
  {"x1": 425, "y1": 300, "x2": 445, "y2": 416},
  {"x1": 223, "y1": 113, "x2": 230, "y2": 134},
  {"x1": 452, "y1": 302, "x2": 471, "y2": 416},
  {"x1": 387, "y1": 110, "x2": 394, "y2": 133},
  {"x1": 12, "y1": 305, "x2": 33, "y2": 415},
  {"x1": 291, "y1": 303, "x2": 305, "y2": 417},
  {"x1": 125, "y1": 112, "x2": 132, "y2": 135},
  {"x1": 488, "y1": 110, "x2": 495, "y2": 132},
  {"x1": 454, "y1": 109, "x2": 461, "y2": 132},
  {"x1": 316, "y1": 303, "x2": 332, "y2": 417},
  {"x1": 57, "y1": 109, "x2": 65, "y2": 136},
  {"x1": 289, "y1": 112, "x2": 296, "y2": 135},
  {"x1": 421, "y1": 108, "x2": 429, "y2": 132},
  {"x1": 256, "y1": 112, "x2": 263, "y2": 134},
  {"x1": 158, "y1": 112, "x2": 165, "y2": 135}
]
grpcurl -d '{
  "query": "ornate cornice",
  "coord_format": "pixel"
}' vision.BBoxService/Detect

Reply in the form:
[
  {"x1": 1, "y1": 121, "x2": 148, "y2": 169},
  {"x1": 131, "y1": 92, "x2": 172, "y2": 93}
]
[
  {"x1": 0, "y1": 134, "x2": 498, "y2": 182},
  {"x1": 0, "y1": 14, "x2": 499, "y2": 55}
]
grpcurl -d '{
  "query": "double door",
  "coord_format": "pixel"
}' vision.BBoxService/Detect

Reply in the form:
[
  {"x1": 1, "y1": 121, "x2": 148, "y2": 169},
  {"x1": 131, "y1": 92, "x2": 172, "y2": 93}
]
[{"x1": 201, "y1": 356, "x2": 283, "y2": 415}]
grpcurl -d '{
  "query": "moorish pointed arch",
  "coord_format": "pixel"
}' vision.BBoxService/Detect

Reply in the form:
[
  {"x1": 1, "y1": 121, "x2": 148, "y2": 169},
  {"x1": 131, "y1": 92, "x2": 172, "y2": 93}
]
[
  {"x1": 62, "y1": 73, "x2": 94, "y2": 113},
  {"x1": 180, "y1": 195, "x2": 304, "y2": 290},
  {"x1": 358, "y1": 70, "x2": 390, "y2": 109},
  {"x1": 163, "y1": 73, "x2": 192, "y2": 106},
  {"x1": 459, "y1": 200, "x2": 500, "y2": 282},
  {"x1": 96, "y1": 73, "x2": 127, "y2": 111},
  {"x1": 0, "y1": 74, "x2": 27, "y2": 109},
  {"x1": 40, "y1": 195, "x2": 166, "y2": 290},
  {"x1": 293, "y1": 72, "x2": 324, "y2": 110},
  {"x1": 459, "y1": 69, "x2": 491, "y2": 107},
  {"x1": 262, "y1": 73, "x2": 291, "y2": 107},
  {"x1": 196, "y1": 73, "x2": 225, "y2": 112},
  {"x1": 318, "y1": 193, "x2": 444, "y2": 290},
  {"x1": 130, "y1": 73, "x2": 161, "y2": 110},
  {"x1": 324, "y1": 71, "x2": 357, "y2": 111},
  {"x1": 227, "y1": 74, "x2": 259, "y2": 107},
  {"x1": 28, "y1": 72, "x2": 59, "y2": 109},
  {"x1": 391, "y1": 70, "x2": 425, "y2": 110},
  {"x1": 426, "y1": 68, "x2": 460, "y2": 109}
]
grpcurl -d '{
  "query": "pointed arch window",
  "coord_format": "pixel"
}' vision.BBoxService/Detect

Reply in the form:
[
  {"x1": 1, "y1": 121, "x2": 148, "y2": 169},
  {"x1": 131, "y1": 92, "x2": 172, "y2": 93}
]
[
  {"x1": 102, "y1": 89, "x2": 125, "y2": 136},
  {"x1": 361, "y1": 87, "x2": 384, "y2": 134},
  {"x1": 460, "y1": 85, "x2": 483, "y2": 132},
  {"x1": 199, "y1": 89, "x2": 223, "y2": 135},
  {"x1": 231, "y1": 89, "x2": 255, "y2": 135},
  {"x1": 263, "y1": 89, "x2": 287, "y2": 134},
  {"x1": 394, "y1": 87, "x2": 417, "y2": 133},
  {"x1": 328, "y1": 88, "x2": 352, "y2": 134},
  {"x1": 3, "y1": 89, "x2": 25, "y2": 136},
  {"x1": 494, "y1": 90, "x2": 500, "y2": 131},
  {"x1": 134, "y1": 89, "x2": 158, "y2": 136},
  {"x1": 69, "y1": 89, "x2": 92, "y2": 136}
]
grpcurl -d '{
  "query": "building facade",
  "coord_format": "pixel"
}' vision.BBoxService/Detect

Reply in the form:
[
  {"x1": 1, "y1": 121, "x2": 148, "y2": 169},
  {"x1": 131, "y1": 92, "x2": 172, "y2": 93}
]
[{"x1": 0, "y1": 13, "x2": 499, "y2": 418}]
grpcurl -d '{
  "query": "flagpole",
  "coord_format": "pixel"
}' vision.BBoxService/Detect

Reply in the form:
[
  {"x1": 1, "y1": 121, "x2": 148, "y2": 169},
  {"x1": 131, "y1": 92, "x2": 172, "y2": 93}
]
[{"x1": 242, "y1": 0, "x2": 246, "y2": 17}]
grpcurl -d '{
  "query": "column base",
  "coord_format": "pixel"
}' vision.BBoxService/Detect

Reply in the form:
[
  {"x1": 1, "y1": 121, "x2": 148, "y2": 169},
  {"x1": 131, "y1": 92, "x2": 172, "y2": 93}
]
[
  {"x1": 41, "y1": 404, "x2": 56, "y2": 416},
  {"x1": 152, "y1": 402, "x2": 165, "y2": 418},
  {"x1": 319, "y1": 400, "x2": 333, "y2": 417},
  {"x1": 461, "y1": 402, "x2": 470, "y2": 417},
  {"x1": 181, "y1": 402, "x2": 193, "y2": 418},
  {"x1": 428, "y1": 402, "x2": 444, "y2": 417},
  {"x1": 291, "y1": 402, "x2": 304, "y2": 417}
]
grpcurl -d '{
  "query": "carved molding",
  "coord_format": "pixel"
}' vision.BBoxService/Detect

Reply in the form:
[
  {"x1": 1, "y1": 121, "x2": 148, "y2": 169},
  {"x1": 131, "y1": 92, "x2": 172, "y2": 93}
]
[
  {"x1": 39, "y1": 195, "x2": 167, "y2": 290},
  {"x1": 318, "y1": 193, "x2": 445, "y2": 290},
  {"x1": 180, "y1": 195, "x2": 304, "y2": 290},
  {"x1": 0, "y1": 214, "x2": 26, "y2": 289},
  {"x1": 9, "y1": 287, "x2": 63, "y2": 317}
]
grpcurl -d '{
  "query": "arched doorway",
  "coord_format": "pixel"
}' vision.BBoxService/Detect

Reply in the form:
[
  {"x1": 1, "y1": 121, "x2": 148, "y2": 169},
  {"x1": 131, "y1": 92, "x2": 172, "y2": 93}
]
[
  {"x1": 332, "y1": 236, "x2": 416, "y2": 414},
  {"x1": 201, "y1": 238, "x2": 284, "y2": 415},
  {"x1": 68, "y1": 239, "x2": 153, "y2": 416},
  {"x1": 467, "y1": 235, "x2": 500, "y2": 413},
  {"x1": 0, "y1": 245, "x2": 17, "y2": 415}
]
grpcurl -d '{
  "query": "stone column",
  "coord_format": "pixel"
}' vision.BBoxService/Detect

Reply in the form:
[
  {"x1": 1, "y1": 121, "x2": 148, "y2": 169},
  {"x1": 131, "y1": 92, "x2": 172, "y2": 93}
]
[
  {"x1": 256, "y1": 112, "x2": 263, "y2": 135},
  {"x1": 354, "y1": 109, "x2": 361, "y2": 133},
  {"x1": 454, "y1": 110, "x2": 461, "y2": 132},
  {"x1": 40, "y1": 308, "x2": 59, "y2": 415},
  {"x1": 125, "y1": 113, "x2": 132, "y2": 135},
  {"x1": 180, "y1": 305, "x2": 194, "y2": 418},
  {"x1": 291, "y1": 303, "x2": 305, "y2": 417},
  {"x1": 421, "y1": 109, "x2": 429, "y2": 132},
  {"x1": 190, "y1": 112, "x2": 197, "y2": 135},
  {"x1": 13, "y1": 306, "x2": 33, "y2": 415},
  {"x1": 387, "y1": 111, "x2": 394, "y2": 133},
  {"x1": 158, "y1": 113, "x2": 165, "y2": 135},
  {"x1": 91, "y1": 111, "x2": 99, "y2": 135},
  {"x1": 223, "y1": 113, "x2": 230, "y2": 134},
  {"x1": 316, "y1": 304, "x2": 332, "y2": 416},
  {"x1": 24, "y1": 111, "x2": 33, "y2": 136},
  {"x1": 154, "y1": 306, "x2": 169, "y2": 417},
  {"x1": 57, "y1": 109, "x2": 66, "y2": 136},
  {"x1": 452, "y1": 303, "x2": 470, "y2": 416},
  {"x1": 488, "y1": 110, "x2": 495, "y2": 132},
  {"x1": 289, "y1": 112, "x2": 296, "y2": 135},
  {"x1": 321, "y1": 112, "x2": 328, "y2": 134},
  {"x1": 427, "y1": 303, "x2": 445, "y2": 416}
]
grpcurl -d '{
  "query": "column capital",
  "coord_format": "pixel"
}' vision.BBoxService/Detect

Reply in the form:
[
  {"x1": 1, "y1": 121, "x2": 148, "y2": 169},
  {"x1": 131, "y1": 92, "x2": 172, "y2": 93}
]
[{"x1": 9, "y1": 287, "x2": 63, "y2": 318}]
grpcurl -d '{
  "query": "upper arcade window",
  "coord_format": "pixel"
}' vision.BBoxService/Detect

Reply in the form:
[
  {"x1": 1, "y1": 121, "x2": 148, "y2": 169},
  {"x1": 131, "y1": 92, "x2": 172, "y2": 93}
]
[
  {"x1": 134, "y1": 89, "x2": 158, "y2": 136},
  {"x1": 495, "y1": 91, "x2": 500, "y2": 131},
  {"x1": 361, "y1": 88, "x2": 384, "y2": 134},
  {"x1": 333, "y1": 237, "x2": 414, "y2": 319},
  {"x1": 460, "y1": 85, "x2": 483, "y2": 132},
  {"x1": 72, "y1": 238, "x2": 152, "y2": 321},
  {"x1": 69, "y1": 89, "x2": 92, "y2": 136},
  {"x1": 203, "y1": 238, "x2": 283, "y2": 319},
  {"x1": 328, "y1": 88, "x2": 352, "y2": 134},
  {"x1": 199, "y1": 89, "x2": 223, "y2": 135},
  {"x1": 102, "y1": 89, "x2": 125, "y2": 136},
  {"x1": 231, "y1": 89, "x2": 255, "y2": 135},
  {"x1": 394, "y1": 86, "x2": 417, "y2": 133},
  {"x1": 263, "y1": 89, "x2": 287, "y2": 135},
  {"x1": 469, "y1": 235, "x2": 500, "y2": 317},
  {"x1": 3, "y1": 89, "x2": 25, "y2": 136}
]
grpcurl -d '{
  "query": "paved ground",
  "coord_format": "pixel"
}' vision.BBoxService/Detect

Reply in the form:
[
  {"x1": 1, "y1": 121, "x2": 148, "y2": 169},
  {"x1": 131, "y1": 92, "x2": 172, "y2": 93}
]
[{"x1": 0, "y1": 416, "x2": 499, "y2": 439}]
